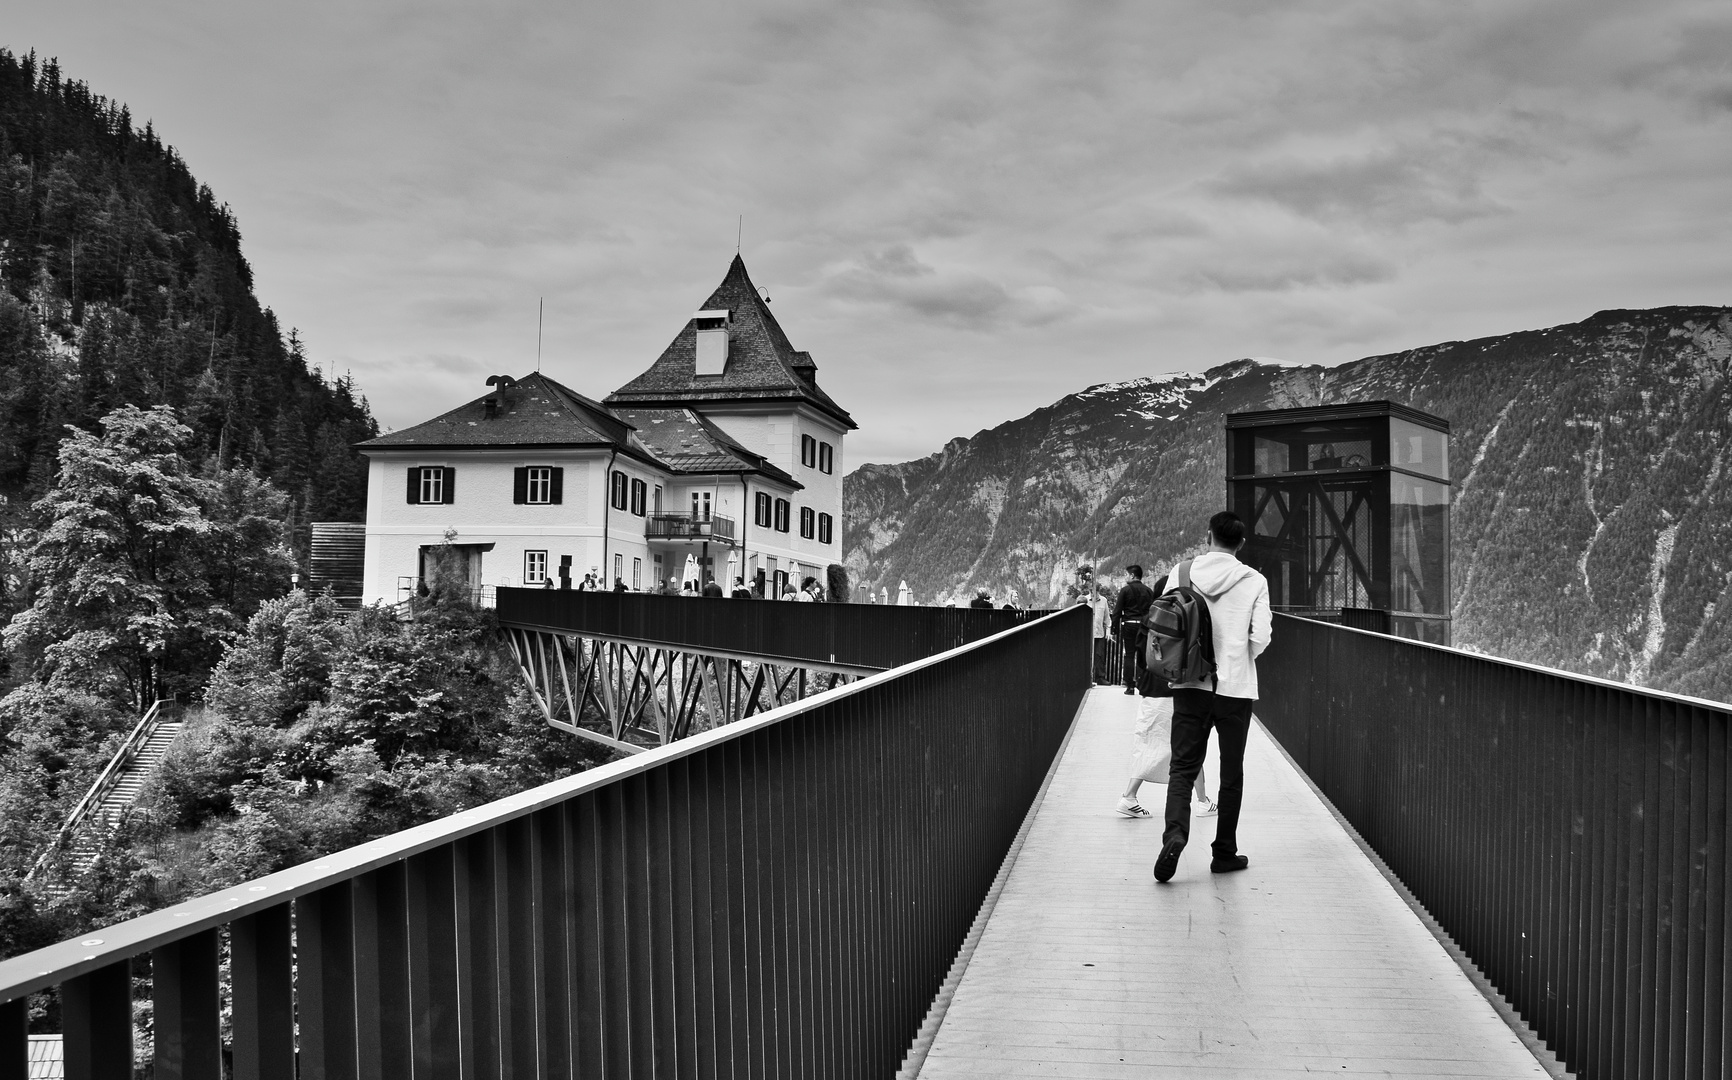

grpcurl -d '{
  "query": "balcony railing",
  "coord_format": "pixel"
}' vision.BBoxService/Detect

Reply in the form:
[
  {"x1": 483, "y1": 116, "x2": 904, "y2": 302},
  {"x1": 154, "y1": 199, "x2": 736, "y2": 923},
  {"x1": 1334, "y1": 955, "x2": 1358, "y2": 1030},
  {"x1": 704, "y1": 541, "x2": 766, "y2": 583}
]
[
  {"x1": 644, "y1": 512, "x2": 736, "y2": 543},
  {"x1": 1257, "y1": 612, "x2": 1732, "y2": 1080},
  {"x1": 0, "y1": 606, "x2": 1090, "y2": 1077}
]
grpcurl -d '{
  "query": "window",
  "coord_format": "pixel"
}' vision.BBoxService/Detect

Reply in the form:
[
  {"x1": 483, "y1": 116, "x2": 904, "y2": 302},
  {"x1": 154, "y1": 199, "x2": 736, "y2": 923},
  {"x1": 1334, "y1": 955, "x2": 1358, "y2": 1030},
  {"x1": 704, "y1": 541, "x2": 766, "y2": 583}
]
[
  {"x1": 818, "y1": 512, "x2": 833, "y2": 545},
  {"x1": 408, "y1": 466, "x2": 454, "y2": 505},
  {"x1": 692, "y1": 491, "x2": 712, "y2": 521},
  {"x1": 630, "y1": 478, "x2": 647, "y2": 516},
  {"x1": 611, "y1": 471, "x2": 628, "y2": 510},
  {"x1": 773, "y1": 498, "x2": 790, "y2": 533},
  {"x1": 653, "y1": 485, "x2": 662, "y2": 513},
  {"x1": 755, "y1": 492, "x2": 773, "y2": 527},
  {"x1": 632, "y1": 557, "x2": 642, "y2": 591},
  {"x1": 799, "y1": 506, "x2": 815, "y2": 539},
  {"x1": 801, "y1": 434, "x2": 817, "y2": 468},
  {"x1": 524, "y1": 550, "x2": 548, "y2": 584},
  {"x1": 613, "y1": 553, "x2": 623, "y2": 586},
  {"x1": 819, "y1": 442, "x2": 833, "y2": 475},
  {"x1": 513, "y1": 466, "x2": 563, "y2": 504}
]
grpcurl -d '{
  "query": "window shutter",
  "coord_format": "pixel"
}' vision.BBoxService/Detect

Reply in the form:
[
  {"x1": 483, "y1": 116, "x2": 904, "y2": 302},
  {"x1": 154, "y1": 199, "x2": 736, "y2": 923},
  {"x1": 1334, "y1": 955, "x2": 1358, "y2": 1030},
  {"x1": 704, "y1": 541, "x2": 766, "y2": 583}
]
[
  {"x1": 442, "y1": 467, "x2": 456, "y2": 504},
  {"x1": 550, "y1": 467, "x2": 564, "y2": 505},
  {"x1": 513, "y1": 467, "x2": 528, "y2": 504},
  {"x1": 407, "y1": 468, "x2": 420, "y2": 504}
]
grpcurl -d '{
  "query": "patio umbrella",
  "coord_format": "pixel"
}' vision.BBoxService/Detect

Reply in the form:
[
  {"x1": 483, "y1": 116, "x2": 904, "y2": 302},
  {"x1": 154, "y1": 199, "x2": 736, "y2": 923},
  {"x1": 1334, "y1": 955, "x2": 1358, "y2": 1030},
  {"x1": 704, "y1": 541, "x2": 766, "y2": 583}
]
[
  {"x1": 724, "y1": 549, "x2": 741, "y2": 594},
  {"x1": 881, "y1": 586, "x2": 890, "y2": 605},
  {"x1": 682, "y1": 553, "x2": 701, "y2": 590},
  {"x1": 897, "y1": 580, "x2": 912, "y2": 606}
]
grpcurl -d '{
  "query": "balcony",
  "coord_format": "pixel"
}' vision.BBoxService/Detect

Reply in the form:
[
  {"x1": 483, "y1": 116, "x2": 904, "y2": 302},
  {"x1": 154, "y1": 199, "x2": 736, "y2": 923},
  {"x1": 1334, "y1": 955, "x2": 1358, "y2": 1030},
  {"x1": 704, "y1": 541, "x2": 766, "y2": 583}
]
[{"x1": 644, "y1": 511, "x2": 736, "y2": 543}]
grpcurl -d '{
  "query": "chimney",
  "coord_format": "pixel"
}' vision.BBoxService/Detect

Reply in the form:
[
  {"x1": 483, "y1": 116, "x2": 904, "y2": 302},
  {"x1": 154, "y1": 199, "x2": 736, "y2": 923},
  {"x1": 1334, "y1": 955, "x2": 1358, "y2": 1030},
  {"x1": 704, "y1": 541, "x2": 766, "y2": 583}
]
[
  {"x1": 694, "y1": 310, "x2": 730, "y2": 375},
  {"x1": 484, "y1": 374, "x2": 516, "y2": 418}
]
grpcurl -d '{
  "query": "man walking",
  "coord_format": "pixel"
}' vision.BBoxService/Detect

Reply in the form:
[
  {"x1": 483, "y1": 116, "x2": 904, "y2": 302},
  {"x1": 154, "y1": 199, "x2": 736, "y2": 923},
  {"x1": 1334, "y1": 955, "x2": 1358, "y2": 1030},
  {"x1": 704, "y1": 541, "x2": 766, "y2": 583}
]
[
  {"x1": 1114, "y1": 566, "x2": 1155, "y2": 695},
  {"x1": 1153, "y1": 511, "x2": 1271, "y2": 882}
]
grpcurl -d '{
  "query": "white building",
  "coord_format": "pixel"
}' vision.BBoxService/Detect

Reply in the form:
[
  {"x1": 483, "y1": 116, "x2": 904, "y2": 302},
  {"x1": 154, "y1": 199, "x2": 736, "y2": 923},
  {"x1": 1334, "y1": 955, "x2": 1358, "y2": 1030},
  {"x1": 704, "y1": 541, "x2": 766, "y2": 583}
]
[{"x1": 356, "y1": 256, "x2": 855, "y2": 602}]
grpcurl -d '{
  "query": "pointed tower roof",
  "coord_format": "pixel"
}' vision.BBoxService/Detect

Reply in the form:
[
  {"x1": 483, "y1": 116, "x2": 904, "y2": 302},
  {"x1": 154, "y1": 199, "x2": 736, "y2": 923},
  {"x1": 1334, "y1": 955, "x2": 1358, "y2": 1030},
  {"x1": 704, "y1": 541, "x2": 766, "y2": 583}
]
[{"x1": 605, "y1": 256, "x2": 856, "y2": 430}]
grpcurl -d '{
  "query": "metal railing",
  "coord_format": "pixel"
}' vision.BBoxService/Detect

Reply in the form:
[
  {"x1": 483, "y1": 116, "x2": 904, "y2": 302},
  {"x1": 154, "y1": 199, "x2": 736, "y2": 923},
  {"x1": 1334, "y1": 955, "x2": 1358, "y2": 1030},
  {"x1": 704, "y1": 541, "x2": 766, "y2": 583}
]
[
  {"x1": 645, "y1": 512, "x2": 736, "y2": 543},
  {"x1": 1256, "y1": 612, "x2": 1731, "y2": 1080},
  {"x1": 0, "y1": 605, "x2": 1090, "y2": 1077},
  {"x1": 498, "y1": 587, "x2": 1053, "y2": 672},
  {"x1": 26, "y1": 700, "x2": 169, "y2": 882}
]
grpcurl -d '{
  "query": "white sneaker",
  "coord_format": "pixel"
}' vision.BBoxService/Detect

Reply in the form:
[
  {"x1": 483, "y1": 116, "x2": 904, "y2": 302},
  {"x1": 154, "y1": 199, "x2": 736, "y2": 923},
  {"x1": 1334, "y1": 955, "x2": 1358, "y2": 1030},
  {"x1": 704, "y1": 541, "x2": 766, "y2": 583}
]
[
  {"x1": 1194, "y1": 799, "x2": 1218, "y2": 818},
  {"x1": 1115, "y1": 797, "x2": 1153, "y2": 818}
]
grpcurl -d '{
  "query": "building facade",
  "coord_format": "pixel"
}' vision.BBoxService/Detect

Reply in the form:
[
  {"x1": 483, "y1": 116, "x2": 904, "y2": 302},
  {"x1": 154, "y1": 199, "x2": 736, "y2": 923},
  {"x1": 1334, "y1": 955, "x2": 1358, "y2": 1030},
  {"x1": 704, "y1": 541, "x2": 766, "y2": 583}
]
[{"x1": 356, "y1": 256, "x2": 854, "y2": 602}]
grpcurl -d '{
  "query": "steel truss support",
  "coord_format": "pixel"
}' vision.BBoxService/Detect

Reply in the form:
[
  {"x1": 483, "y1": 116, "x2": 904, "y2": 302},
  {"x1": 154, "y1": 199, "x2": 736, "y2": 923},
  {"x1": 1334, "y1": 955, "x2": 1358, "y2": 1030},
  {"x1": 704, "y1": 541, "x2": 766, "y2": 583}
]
[{"x1": 501, "y1": 627, "x2": 860, "y2": 752}]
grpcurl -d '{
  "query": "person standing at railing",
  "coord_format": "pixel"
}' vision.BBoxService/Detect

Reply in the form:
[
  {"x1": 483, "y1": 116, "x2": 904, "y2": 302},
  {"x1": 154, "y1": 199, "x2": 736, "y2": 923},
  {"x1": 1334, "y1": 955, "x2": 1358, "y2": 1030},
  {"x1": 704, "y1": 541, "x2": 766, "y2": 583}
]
[
  {"x1": 1114, "y1": 565, "x2": 1155, "y2": 695},
  {"x1": 1153, "y1": 510, "x2": 1271, "y2": 882},
  {"x1": 731, "y1": 577, "x2": 754, "y2": 599},
  {"x1": 1090, "y1": 584, "x2": 1113, "y2": 685},
  {"x1": 702, "y1": 578, "x2": 724, "y2": 598}
]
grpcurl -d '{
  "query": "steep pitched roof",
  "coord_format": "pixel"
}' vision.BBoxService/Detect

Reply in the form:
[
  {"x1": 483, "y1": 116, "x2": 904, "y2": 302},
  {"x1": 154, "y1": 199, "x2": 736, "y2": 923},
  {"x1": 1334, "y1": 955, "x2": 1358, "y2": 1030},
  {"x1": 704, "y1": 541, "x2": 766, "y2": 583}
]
[
  {"x1": 612, "y1": 406, "x2": 801, "y2": 489},
  {"x1": 605, "y1": 255, "x2": 856, "y2": 430},
  {"x1": 356, "y1": 372, "x2": 653, "y2": 462}
]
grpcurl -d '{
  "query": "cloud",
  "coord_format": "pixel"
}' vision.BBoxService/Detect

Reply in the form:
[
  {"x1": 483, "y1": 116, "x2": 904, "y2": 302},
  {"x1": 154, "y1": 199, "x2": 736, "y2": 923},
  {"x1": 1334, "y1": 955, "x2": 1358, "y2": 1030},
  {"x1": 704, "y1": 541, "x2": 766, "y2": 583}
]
[
  {"x1": 1209, "y1": 141, "x2": 1508, "y2": 229},
  {"x1": 818, "y1": 245, "x2": 1078, "y2": 328},
  {"x1": 1185, "y1": 253, "x2": 1398, "y2": 294}
]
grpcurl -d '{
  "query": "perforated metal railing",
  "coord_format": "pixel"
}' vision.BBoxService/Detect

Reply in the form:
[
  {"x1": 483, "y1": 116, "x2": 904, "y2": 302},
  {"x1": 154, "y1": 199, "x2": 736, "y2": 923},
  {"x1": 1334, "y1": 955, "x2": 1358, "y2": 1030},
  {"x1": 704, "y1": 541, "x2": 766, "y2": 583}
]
[
  {"x1": 1257, "y1": 612, "x2": 1731, "y2": 1080},
  {"x1": 0, "y1": 605, "x2": 1089, "y2": 1079}
]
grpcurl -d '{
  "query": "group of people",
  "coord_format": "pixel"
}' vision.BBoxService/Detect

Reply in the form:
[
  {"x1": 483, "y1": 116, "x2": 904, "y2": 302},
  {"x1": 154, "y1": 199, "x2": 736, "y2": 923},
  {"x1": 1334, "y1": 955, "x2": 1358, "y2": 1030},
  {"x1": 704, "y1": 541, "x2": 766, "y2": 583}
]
[
  {"x1": 557, "y1": 571, "x2": 828, "y2": 600},
  {"x1": 1090, "y1": 510, "x2": 1273, "y2": 884}
]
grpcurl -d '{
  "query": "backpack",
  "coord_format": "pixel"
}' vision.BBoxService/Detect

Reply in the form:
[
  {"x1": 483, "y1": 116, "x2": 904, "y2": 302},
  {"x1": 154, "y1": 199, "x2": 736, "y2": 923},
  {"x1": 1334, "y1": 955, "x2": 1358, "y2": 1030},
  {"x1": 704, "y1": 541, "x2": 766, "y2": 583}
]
[{"x1": 1144, "y1": 560, "x2": 1216, "y2": 686}]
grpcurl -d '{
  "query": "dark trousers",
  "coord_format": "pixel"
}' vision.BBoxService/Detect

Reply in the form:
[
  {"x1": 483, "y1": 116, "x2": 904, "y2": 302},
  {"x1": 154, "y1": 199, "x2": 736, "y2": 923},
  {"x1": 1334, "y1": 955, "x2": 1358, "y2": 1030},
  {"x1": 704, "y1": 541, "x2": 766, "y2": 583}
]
[
  {"x1": 1163, "y1": 688, "x2": 1254, "y2": 858},
  {"x1": 1092, "y1": 638, "x2": 1109, "y2": 682},
  {"x1": 1121, "y1": 629, "x2": 1146, "y2": 688}
]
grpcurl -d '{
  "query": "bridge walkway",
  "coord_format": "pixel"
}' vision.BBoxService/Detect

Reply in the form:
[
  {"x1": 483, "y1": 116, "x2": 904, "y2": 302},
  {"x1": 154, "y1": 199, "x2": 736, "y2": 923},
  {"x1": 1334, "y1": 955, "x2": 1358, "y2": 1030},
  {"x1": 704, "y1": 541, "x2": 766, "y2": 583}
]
[{"x1": 912, "y1": 687, "x2": 1556, "y2": 1078}]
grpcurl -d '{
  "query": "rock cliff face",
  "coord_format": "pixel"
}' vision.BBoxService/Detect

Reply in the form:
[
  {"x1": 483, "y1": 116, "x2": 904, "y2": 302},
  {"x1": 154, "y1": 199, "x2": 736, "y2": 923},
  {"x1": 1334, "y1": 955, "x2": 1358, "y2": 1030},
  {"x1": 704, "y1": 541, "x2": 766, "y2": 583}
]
[{"x1": 844, "y1": 306, "x2": 1732, "y2": 701}]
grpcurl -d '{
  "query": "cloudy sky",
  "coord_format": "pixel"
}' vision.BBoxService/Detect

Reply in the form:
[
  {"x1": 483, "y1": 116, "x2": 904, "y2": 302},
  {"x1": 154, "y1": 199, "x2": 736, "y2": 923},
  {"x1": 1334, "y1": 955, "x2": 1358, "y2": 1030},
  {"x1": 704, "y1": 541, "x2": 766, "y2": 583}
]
[{"x1": 14, "y1": 0, "x2": 1731, "y2": 464}]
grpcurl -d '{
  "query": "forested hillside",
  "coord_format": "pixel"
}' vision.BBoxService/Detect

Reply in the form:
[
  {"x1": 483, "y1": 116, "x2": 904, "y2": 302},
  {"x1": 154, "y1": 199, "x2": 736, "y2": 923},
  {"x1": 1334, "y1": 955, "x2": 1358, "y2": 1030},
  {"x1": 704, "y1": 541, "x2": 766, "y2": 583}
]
[
  {"x1": 0, "y1": 53, "x2": 608, "y2": 974},
  {"x1": 0, "y1": 48, "x2": 374, "y2": 554},
  {"x1": 845, "y1": 306, "x2": 1732, "y2": 703}
]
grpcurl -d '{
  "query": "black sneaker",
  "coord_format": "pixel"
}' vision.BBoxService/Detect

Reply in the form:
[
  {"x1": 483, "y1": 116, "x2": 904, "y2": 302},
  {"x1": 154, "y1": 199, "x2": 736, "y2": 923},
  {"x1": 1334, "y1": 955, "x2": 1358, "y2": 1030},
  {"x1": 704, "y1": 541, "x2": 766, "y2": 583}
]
[
  {"x1": 1209, "y1": 855, "x2": 1249, "y2": 874},
  {"x1": 1123, "y1": 686, "x2": 1136, "y2": 695},
  {"x1": 1153, "y1": 839, "x2": 1183, "y2": 882}
]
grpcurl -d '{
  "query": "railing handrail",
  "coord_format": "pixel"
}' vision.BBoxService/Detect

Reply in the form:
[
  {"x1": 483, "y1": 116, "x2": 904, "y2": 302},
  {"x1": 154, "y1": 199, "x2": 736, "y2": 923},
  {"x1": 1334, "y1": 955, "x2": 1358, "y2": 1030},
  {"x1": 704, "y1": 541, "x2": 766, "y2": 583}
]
[
  {"x1": 25, "y1": 699, "x2": 169, "y2": 883},
  {"x1": 60, "y1": 700, "x2": 164, "y2": 829},
  {"x1": 0, "y1": 606, "x2": 1085, "y2": 1003},
  {"x1": 1288, "y1": 612, "x2": 1732, "y2": 712},
  {"x1": 648, "y1": 510, "x2": 734, "y2": 523}
]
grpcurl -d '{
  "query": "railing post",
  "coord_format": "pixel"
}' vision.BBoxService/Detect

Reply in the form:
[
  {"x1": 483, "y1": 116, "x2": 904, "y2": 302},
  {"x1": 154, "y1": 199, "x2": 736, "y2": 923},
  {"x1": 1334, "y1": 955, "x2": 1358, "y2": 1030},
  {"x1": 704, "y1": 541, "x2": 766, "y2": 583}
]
[
  {"x1": 296, "y1": 887, "x2": 358, "y2": 1080},
  {"x1": 63, "y1": 959, "x2": 132, "y2": 1080},
  {"x1": 406, "y1": 847, "x2": 462, "y2": 1078},
  {"x1": 353, "y1": 866, "x2": 413, "y2": 1075},
  {"x1": 453, "y1": 832, "x2": 503, "y2": 1080},
  {"x1": 152, "y1": 928, "x2": 222, "y2": 1079},
  {"x1": 1, "y1": 996, "x2": 25, "y2": 1080},
  {"x1": 230, "y1": 904, "x2": 295, "y2": 1080}
]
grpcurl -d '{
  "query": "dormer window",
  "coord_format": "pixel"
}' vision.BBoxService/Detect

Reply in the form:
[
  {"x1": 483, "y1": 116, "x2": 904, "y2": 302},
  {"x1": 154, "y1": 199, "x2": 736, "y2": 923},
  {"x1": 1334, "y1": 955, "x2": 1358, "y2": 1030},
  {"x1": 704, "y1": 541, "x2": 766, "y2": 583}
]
[{"x1": 694, "y1": 309, "x2": 731, "y2": 375}]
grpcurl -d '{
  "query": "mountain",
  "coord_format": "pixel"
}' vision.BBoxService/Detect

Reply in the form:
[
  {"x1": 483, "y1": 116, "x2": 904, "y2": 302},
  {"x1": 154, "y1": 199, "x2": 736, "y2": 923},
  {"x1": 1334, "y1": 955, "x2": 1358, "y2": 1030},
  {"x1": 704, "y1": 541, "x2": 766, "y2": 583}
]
[
  {"x1": 0, "y1": 49, "x2": 376, "y2": 537},
  {"x1": 843, "y1": 306, "x2": 1732, "y2": 702}
]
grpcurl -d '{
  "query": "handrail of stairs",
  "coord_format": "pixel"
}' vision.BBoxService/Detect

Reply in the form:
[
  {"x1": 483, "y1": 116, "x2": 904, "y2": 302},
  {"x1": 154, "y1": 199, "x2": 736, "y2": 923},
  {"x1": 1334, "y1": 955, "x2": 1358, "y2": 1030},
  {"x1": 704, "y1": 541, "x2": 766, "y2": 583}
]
[{"x1": 25, "y1": 699, "x2": 168, "y2": 881}]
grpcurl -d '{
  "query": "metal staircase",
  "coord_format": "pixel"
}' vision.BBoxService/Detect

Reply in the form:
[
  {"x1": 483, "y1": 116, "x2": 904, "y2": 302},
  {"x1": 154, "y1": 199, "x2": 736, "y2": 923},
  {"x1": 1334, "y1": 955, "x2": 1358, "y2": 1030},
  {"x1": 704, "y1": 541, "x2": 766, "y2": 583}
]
[{"x1": 30, "y1": 700, "x2": 182, "y2": 881}]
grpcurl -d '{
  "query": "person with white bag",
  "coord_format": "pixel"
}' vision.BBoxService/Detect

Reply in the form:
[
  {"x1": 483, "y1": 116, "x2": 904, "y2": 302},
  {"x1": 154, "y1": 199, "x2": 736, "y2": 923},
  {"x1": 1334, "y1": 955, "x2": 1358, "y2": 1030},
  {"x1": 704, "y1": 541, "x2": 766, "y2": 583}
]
[{"x1": 1115, "y1": 575, "x2": 1218, "y2": 818}]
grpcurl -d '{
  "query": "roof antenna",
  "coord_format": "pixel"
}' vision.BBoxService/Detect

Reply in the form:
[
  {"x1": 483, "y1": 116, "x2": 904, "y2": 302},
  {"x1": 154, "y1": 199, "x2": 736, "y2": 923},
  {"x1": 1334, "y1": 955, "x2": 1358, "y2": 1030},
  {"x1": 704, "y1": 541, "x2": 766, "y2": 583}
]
[
  {"x1": 536, "y1": 297, "x2": 544, "y2": 373},
  {"x1": 737, "y1": 215, "x2": 742, "y2": 253}
]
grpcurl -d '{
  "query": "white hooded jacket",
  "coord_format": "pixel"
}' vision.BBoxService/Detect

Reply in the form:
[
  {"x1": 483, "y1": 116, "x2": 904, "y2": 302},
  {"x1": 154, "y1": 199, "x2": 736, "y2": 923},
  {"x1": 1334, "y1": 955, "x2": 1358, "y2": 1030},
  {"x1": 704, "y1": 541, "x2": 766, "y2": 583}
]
[{"x1": 1168, "y1": 551, "x2": 1272, "y2": 700}]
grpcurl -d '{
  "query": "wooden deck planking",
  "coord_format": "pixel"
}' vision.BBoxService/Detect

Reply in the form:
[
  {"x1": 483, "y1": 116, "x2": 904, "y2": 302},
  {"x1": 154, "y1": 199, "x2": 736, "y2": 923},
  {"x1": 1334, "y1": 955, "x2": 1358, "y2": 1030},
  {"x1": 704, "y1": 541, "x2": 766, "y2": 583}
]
[{"x1": 915, "y1": 687, "x2": 1551, "y2": 1079}]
